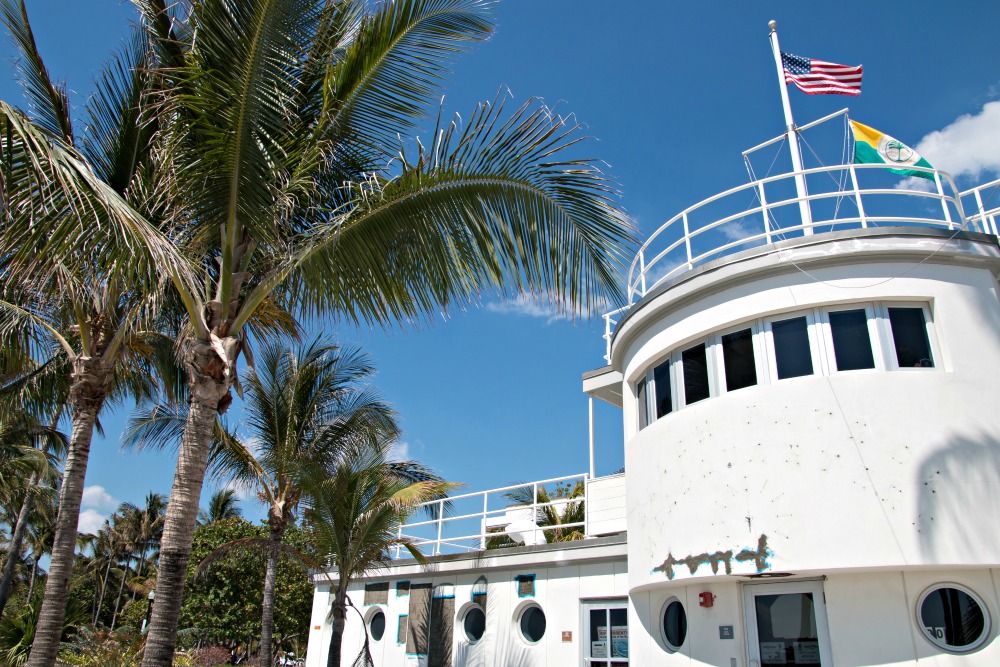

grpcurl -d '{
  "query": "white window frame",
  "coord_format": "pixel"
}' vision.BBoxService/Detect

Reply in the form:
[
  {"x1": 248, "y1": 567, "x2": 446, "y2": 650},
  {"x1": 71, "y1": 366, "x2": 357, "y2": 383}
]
[
  {"x1": 763, "y1": 310, "x2": 824, "y2": 383},
  {"x1": 713, "y1": 321, "x2": 766, "y2": 394},
  {"x1": 877, "y1": 302, "x2": 939, "y2": 371},
  {"x1": 915, "y1": 582, "x2": 992, "y2": 654},
  {"x1": 581, "y1": 598, "x2": 630, "y2": 665},
  {"x1": 676, "y1": 339, "x2": 717, "y2": 407},
  {"x1": 819, "y1": 303, "x2": 885, "y2": 373}
]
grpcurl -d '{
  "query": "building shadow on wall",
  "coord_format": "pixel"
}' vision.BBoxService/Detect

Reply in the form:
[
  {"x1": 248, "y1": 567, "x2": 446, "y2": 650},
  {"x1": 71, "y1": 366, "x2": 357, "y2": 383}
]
[{"x1": 917, "y1": 431, "x2": 1000, "y2": 561}]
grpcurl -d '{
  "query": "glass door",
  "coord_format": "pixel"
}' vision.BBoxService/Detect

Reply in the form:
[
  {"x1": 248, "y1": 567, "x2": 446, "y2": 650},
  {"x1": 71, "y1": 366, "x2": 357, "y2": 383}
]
[
  {"x1": 742, "y1": 581, "x2": 833, "y2": 667},
  {"x1": 582, "y1": 600, "x2": 629, "y2": 666}
]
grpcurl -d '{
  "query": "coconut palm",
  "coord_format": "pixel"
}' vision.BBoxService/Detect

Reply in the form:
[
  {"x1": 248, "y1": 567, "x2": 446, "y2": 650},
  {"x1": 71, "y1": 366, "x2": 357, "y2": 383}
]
[
  {"x1": 129, "y1": 0, "x2": 634, "y2": 660},
  {"x1": 0, "y1": 4, "x2": 188, "y2": 659},
  {"x1": 301, "y1": 440, "x2": 456, "y2": 667},
  {"x1": 0, "y1": 412, "x2": 65, "y2": 620},
  {"x1": 198, "y1": 490, "x2": 244, "y2": 527},
  {"x1": 132, "y1": 338, "x2": 398, "y2": 667}
]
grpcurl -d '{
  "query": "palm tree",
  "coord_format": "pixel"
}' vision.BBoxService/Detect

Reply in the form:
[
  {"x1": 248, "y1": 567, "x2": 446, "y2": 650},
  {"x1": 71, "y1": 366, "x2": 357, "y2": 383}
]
[
  {"x1": 217, "y1": 339, "x2": 398, "y2": 667},
  {"x1": 0, "y1": 4, "x2": 190, "y2": 663},
  {"x1": 129, "y1": 0, "x2": 634, "y2": 661},
  {"x1": 0, "y1": 412, "x2": 64, "y2": 619},
  {"x1": 302, "y1": 440, "x2": 457, "y2": 667},
  {"x1": 198, "y1": 490, "x2": 244, "y2": 527}
]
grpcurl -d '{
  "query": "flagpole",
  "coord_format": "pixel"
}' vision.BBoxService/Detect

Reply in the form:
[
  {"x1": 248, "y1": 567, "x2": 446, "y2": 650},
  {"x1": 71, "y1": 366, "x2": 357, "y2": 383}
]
[{"x1": 768, "y1": 20, "x2": 813, "y2": 234}]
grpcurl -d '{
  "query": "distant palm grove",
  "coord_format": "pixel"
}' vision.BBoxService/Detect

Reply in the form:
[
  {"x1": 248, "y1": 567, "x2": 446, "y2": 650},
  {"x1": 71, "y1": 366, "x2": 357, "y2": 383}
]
[{"x1": 0, "y1": 0, "x2": 633, "y2": 665}]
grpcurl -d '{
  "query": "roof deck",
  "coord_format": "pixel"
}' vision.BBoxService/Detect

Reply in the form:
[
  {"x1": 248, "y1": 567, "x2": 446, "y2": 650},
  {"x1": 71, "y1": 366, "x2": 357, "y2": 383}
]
[
  {"x1": 602, "y1": 165, "x2": 1000, "y2": 361},
  {"x1": 392, "y1": 472, "x2": 626, "y2": 560}
]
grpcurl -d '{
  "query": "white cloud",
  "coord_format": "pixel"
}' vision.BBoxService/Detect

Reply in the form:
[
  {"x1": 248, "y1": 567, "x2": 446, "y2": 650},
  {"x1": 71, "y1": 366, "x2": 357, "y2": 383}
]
[
  {"x1": 486, "y1": 292, "x2": 604, "y2": 324},
  {"x1": 81, "y1": 485, "x2": 118, "y2": 512},
  {"x1": 77, "y1": 509, "x2": 108, "y2": 535},
  {"x1": 389, "y1": 440, "x2": 410, "y2": 462},
  {"x1": 911, "y1": 100, "x2": 1000, "y2": 182}
]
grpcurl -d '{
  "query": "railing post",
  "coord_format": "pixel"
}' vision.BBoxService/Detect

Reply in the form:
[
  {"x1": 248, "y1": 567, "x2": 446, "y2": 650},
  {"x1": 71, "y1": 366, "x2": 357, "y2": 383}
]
[
  {"x1": 849, "y1": 164, "x2": 867, "y2": 228},
  {"x1": 604, "y1": 313, "x2": 612, "y2": 364},
  {"x1": 532, "y1": 482, "x2": 540, "y2": 545},
  {"x1": 973, "y1": 188, "x2": 995, "y2": 235},
  {"x1": 756, "y1": 181, "x2": 771, "y2": 244},
  {"x1": 682, "y1": 212, "x2": 693, "y2": 269},
  {"x1": 934, "y1": 171, "x2": 954, "y2": 229},
  {"x1": 435, "y1": 499, "x2": 444, "y2": 556},
  {"x1": 639, "y1": 250, "x2": 647, "y2": 296},
  {"x1": 480, "y1": 492, "x2": 489, "y2": 550}
]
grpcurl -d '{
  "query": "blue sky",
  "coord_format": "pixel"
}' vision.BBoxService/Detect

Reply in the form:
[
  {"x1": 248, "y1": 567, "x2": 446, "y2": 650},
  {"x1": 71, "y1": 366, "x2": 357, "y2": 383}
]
[{"x1": 3, "y1": 1, "x2": 999, "y2": 531}]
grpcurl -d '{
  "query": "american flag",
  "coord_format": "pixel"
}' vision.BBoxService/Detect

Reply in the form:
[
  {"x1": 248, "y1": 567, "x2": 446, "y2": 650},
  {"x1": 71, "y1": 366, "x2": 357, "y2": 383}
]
[{"x1": 781, "y1": 52, "x2": 862, "y2": 96}]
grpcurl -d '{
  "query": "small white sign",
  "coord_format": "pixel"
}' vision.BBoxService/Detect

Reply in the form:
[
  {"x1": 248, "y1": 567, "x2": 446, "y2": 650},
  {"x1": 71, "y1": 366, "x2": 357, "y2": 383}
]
[{"x1": 591, "y1": 641, "x2": 609, "y2": 658}]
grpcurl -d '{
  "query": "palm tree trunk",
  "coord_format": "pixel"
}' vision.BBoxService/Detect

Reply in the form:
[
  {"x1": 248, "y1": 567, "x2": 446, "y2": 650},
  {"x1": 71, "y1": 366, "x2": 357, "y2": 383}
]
[
  {"x1": 326, "y1": 588, "x2": 347, "y2": 667},
  {"x1": 259, "y1": 523, "x2": 284, "y2": 667},
  {"x1": 95, "y1": 557, "x2": 112, "y2": 625},
  {"x1": 27, "y1": 357, "x2": 109, "y2": 667},
  {"x1": 0, "y1": 472, "x2": 37, "y2": 619},
  {"x1": 142, "y1": 339, "x2": 234, "y2": 667},
  {"x1": 27, "y1": 558, "x2": 38, "y2": 599},
  {"x1": 110, "y1": 552, "x2": 132, "y2": 630}
]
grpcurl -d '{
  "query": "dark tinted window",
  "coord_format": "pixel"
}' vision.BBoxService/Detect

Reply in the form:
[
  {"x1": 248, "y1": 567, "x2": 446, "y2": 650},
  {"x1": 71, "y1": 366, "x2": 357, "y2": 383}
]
[
  {"x1": 772, "y1": 316, "x2": 814, "y2": 379},
  {"x1": 682, "y1": 343, "x2": 710, "y2": 404},
  {"x1": 637, "y1": 378, "x2": 648, "y2": 429},
  {"x1": 369, "y1": 610, "x2": 385, "y2": 642},
  {"x1": 653, "y1": 361, "x2": 672, "y2": 418},
  {"x1": 519, "y1": 606, "x2": 546, "y2": 643},
  {"x1": 829, "y1": 309, "x2": 875, "y2": 371},
  {"x1": 464, "y1": 606, "x2": 486, "y2": 642},
  {"x1": 662, "y1": 600, "x2": 687, "y2": 649},
  {"x1": 722, "y1": 328, "x2": 757, "y2": 391},
  {"x1": 889, "y1": 307, "x2": 933, "y2": 368},
  {"x1": 920, "y1": 587, "x2": 987, "y2": 649}
]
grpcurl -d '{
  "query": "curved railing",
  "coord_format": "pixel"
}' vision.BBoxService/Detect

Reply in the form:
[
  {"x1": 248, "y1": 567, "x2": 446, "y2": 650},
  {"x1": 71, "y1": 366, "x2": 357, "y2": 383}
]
[{"x1": 600, "y1": 166, "x2": 1000, "y2": 362}]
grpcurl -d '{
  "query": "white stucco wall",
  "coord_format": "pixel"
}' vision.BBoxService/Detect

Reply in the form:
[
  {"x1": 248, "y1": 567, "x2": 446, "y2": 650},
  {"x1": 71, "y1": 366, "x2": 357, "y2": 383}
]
[{"x1": 613, "y1": 254, "x2": 1000, "y2": 591}]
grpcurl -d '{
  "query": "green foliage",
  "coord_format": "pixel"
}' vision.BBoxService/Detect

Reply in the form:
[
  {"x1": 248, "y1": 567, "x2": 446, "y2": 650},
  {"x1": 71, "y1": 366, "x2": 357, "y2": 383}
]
[
  {"x1": 0, "y1": 595, "x2": 86, "y2": 667},
  {"x1": 179, "y1": 519, "x2": 314, "y2": 652},
  {"x1": 55, "y1": 627, "x2": 196, "y2": 667}
]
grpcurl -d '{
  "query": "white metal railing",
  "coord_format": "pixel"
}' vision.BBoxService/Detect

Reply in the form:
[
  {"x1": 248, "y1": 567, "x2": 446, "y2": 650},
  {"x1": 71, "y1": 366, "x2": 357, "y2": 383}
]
[
  {"x1": 600, "y1": 166, "x2": 1000, "y2": 363},
  {"x1": 391, "y1": 473, "x2": 589, "y2": 559}
]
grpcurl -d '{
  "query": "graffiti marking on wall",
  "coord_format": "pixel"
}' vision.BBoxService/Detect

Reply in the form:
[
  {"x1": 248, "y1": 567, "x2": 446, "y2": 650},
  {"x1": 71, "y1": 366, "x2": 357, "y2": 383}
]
[{"x1": 652, "y1": 534, "x2": 771, "y2": 580}]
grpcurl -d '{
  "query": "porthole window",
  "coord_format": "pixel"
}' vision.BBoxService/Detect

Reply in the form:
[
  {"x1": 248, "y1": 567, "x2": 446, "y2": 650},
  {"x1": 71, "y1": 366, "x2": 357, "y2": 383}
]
[
  {"x1": 368, "y1": 609, "x2": 386, "y2": 642},
  {"x1": 518, "y1": 604, "x2": 546, "y2": 644},
  {"x1": 660, "y1": 598, "x2": 687, "y2": 652},
  {"x1": 463, "y1": 604, "x2": 486, "y2": 643},
  {"x1": 917, "y1": 584, "x2": 990, "y2": 652}
]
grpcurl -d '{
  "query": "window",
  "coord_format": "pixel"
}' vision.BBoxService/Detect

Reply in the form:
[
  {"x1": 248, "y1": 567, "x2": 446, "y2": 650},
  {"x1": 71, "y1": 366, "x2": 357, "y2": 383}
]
[
  {"x1": 585, "y1": 601, "x2": 629, "y2": 665},
  {"x1": 721, "y1": 327, "x2": 757, "y2": 391},
  {"x1": 637, "y1": 378, "x2": 649, "y2": 430},
  {"x1": 396, "y1": 580, "x2": 410, "y2": 596},
  {"x1": 633, "y1": 301, "x2": 937, "y2": 423},
  {"x1": 364, "y1": 582, "x2": 389, "y2": 605},
  {"x1": 653, "y1": 360, "x2": 672, "y2": 418},
  {"x1": 917, "y1": 584, "x2": 990, "y2": 652},
  {"x1": 397, "y1": 615, "x2": 408, "y2": 644},
  {"x1": 888, "y1": 307, "x2": 934, "y2": 368},
  {"x1": 828, "y1": 308, "x2": 876, "y2": 371},
  {"x1": 681, "y1": 343, "x2": 710, "y2": 404},
  {"x1": 661, "y1": 598, "x2": 686, "y2": 652},
  {"x1": 368, "y1": 609, "x2": 385, "y2": 642},
  {"x1": 463, "y1": 605, "x2": 486, "y2": 643},
  {"x1": 515, "y1": 574, "x2": 535, "y2": 597},
  {"x1": 770, "y1": 315, "x2": 814, "y2": 379},
  {"x1": 518, "y1": 604, "x2": 546, "y2": 643}
]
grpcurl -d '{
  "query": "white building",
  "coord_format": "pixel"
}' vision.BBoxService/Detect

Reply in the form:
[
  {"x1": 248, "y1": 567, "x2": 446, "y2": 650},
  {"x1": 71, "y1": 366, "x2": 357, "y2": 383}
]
[{"x1": 306, "y1": 143, "x2": 1000, "y2": 666}]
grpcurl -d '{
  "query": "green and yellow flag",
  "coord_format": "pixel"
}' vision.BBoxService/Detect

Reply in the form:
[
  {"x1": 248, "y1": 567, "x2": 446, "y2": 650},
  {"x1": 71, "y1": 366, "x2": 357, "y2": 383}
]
[{"x1": 850, "y1": 120, "x2": 934, "y2": 179}]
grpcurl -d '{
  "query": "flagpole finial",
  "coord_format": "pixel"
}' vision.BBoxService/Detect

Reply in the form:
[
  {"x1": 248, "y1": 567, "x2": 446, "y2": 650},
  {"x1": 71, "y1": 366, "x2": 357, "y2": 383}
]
[{"x1": 768, "y1": 20, "x2": 777, "y2": 31}]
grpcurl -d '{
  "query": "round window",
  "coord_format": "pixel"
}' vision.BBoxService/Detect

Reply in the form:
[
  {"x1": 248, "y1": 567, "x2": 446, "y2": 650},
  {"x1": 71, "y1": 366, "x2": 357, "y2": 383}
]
[
  {"x1": 463, "y1": 605, "x2": 486, "y2": 642},
  {"x1": 917, "y1": 584, "x2": 990, "y2": 652},
  {"x1": 368, "y1": 609, "x2": 385, "y2": 642},
  {"x1": 661, "y1": 598, "x2": 687, "y2": 651},
  {"x1": 518, "y1": 605, "x2": 546, "y2": 643}
]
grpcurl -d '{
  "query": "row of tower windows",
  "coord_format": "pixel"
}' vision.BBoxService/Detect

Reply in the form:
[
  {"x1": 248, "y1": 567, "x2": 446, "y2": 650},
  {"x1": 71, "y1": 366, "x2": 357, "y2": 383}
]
[{"x1": 637, "y1": 302, "x2": 936, "y2": 428}]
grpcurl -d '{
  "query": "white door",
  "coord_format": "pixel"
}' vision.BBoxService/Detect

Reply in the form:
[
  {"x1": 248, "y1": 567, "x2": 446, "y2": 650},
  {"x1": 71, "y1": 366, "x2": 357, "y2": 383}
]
[
  {"x1": 742, "y1": 581, "x2": 833, "y2": 667},
  {"x1": 581, "y1": 600, "x2": 629, "y2": 666}
]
